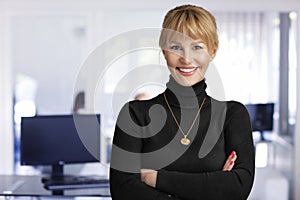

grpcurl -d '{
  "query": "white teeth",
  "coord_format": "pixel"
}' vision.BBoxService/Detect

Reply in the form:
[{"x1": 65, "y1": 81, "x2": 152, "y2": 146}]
[{"x1": 178, "y1": 67, "x2": 196, "y2": 73}]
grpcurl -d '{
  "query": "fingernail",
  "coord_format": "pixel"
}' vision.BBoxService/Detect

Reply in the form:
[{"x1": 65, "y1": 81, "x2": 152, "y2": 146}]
[
  {"x1": 230, "y1": 161, "x2": 234, "y2": 165},
  {"x1": 231, "y1": 151, "x2": 235, "y2": 158}
]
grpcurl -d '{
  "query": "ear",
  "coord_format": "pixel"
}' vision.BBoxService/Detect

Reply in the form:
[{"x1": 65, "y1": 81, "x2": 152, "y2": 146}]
[
  {"x1": 209, "y1": 48, "x2": 217, "y2": 61},
  {"x1": 161, "y1": 50, "x2": 167, "y2": 59}
]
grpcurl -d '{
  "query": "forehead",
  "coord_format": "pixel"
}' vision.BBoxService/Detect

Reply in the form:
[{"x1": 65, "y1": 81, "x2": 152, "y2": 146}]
[
  {"x1": 163, "y1": 28, "x2": 205, "y2": 42},
  {"x1": 167, "y1": 34, "x2": 205, "y2": 45}
]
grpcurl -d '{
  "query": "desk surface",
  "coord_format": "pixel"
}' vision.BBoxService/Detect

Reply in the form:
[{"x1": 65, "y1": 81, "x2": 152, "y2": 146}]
[{"x1": 0, "y1": 175, "x2": 111, "y2": 197}]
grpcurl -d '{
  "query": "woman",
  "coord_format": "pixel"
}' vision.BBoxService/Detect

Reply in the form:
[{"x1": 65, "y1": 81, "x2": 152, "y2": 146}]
[{"x1": 110, "y1": 4, "x2": 254, "y2": 200}]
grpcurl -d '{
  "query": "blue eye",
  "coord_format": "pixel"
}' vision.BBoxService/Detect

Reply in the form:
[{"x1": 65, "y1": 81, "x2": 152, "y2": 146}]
[
  {"x1": 169, "y1": 45, "x2": 182, "y2": 51},
  {"x1": 193, "y1": 45, "x2": 203, "y2": 50}
]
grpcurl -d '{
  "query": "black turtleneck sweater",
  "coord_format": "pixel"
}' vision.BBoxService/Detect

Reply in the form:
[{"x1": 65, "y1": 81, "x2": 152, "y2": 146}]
[{"x1": 109, "y1": 77, "x2": 255, "y2": 200}]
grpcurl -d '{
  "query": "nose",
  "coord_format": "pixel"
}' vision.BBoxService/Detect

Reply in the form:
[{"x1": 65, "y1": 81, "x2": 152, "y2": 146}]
[{"x1": 179, "y1": 50, "x2": 192, "y2": 64}]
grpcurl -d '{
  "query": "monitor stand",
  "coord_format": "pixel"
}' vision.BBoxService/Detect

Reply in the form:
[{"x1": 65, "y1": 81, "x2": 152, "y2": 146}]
[
  {"x1": 41, "y1": 164, "x2": 75, "y2": 183},
  {"x1": 41, "y1": 164, "x2": 69, "y2": 194},
  {"x1": 51, "y1": 164, "x2": 64, "y2": 179},
  {"x1": 259, "y1": 131, "x2": 266, "y2": 141}
]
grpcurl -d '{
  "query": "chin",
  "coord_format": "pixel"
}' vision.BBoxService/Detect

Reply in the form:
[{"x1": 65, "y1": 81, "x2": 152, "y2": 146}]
[{"x1": 178, "y1": 79, "x2": 198, "y2": 87}]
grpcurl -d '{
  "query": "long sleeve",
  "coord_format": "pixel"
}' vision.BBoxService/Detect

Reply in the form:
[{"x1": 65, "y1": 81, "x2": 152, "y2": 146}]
[
  {"x1": 109, "y1": 102, "x2": 182, "y2": 200},
  {"x1": 110, "y1": 169, "x2": 181, "y2": 200},
  {"x1": 155, "y1": 102, "x2": 255, "y2": 200}
]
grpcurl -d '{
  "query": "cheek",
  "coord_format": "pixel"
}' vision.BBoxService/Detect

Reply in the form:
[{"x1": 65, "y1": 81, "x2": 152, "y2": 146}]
[
  {"x1": 164, "y1": 53, "x2": 178, "y2": 67},
  {"x1": 195, "y1": 51, "x2": 211, "y2": 65}
]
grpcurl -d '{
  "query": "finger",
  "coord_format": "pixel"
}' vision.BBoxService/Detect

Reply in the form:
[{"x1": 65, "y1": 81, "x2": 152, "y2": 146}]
[
  {"x1": 223, "y1": 151, "x2": 235, "y2": 166},
  {"x1": 223, "y1": 151, "x2": 237, "y2": 171},
  {"x1": 223, "y1": 159, "x2": 235, "y2": 171},
  {"x1": 223, "y1": 160, "x2": 235, "y2": 171}
]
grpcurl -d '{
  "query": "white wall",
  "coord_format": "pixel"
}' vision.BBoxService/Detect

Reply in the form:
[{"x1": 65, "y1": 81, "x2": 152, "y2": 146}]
[
  {"x1": 0, "y1": 7, "x2": 14, "y2": 174},
  {"x1": 0, "y1": 0, "x2": 299, "y2": 12}
]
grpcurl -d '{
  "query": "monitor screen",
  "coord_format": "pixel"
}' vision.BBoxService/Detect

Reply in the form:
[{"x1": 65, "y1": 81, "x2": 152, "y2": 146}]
[
  {"x1": 245, "y1": 103, "x2": 274, "y2": 132},
  {"x1": 21, "y1": 114, "x2": 100, "y2": 166}
]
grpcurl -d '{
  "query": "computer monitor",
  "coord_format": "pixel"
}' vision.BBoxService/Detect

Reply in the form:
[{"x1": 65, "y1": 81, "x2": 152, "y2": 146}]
[
  {"x1": 21, "y1": 114, "x2": 101, "y2": 177},
  {"x1": 245, "y1": 103, "x2": 274, "y2": 140}
]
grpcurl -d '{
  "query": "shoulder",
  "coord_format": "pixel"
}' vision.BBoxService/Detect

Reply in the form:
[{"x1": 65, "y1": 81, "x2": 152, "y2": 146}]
[
  {"x1": 118, "y1": 92, "x2": 165, "y2": 125},
  {"x1": 225, "y1": 100, "x2": 250, "y2": 120},
  {"x1": 209, "y1": 98, "x2": 249, "y2": 118},
  {"x1": 128, "y1": 92, "x2": 164, "y2": 111},
  {"x1": 226, "y1": 100, "x2": 247, "y2": 111},
  {"x1": 209, "y1": 98, "x2": 245, "y2": 109}
]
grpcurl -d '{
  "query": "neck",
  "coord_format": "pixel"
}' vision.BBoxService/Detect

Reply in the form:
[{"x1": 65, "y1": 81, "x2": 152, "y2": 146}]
[{"x1": 165, "y1": 76, "x2": 207, "y2": 108}]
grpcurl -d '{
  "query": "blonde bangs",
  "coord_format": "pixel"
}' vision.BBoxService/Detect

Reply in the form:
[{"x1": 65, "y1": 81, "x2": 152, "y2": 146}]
[{"x1": 159, "y1": 5, "x2": 219, "y2": 53}]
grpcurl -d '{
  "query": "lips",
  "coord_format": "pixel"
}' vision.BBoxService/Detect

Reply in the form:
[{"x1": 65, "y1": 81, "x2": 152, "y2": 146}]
[{"x1": 176, "y1": 67, "x2": 198, "y2": 76}]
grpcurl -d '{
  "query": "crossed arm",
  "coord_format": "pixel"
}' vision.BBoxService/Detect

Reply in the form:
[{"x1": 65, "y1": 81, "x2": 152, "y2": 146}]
[
  {"x1": 110, "y1": 151, "x2": 240, "y2": 200},
  {"x1": 141, "y1": 151, "x2": 237, "y2": 187}
]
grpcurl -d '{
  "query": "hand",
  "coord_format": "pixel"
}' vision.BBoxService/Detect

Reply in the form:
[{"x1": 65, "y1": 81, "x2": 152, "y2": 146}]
[
  {"x1": 141, "y1": 169, "x2": 158, "y2": 188},
  {"x1": 223, "y1": 151, "x2": 237, "y2": 171}
]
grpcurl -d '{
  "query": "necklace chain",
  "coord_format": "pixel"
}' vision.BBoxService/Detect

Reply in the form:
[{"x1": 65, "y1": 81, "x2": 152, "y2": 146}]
[{"x1": 163, "y1": 93, "x2": 206, "y2": 145}]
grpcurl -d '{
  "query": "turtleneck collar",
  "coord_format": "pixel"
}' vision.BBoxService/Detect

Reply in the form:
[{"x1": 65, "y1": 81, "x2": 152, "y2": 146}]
[{"x1": 164, "y1": 76, "x2": 208, "y2": 109}]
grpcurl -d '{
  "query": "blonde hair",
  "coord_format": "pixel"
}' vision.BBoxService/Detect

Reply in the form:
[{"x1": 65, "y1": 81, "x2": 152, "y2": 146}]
[{"x1": 159, "y1": 5, "x2": 218, "y2": 54}]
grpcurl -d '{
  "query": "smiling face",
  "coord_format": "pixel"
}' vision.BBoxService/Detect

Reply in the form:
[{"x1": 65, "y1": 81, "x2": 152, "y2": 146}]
[
  {"x1": 159, "y1": 5, "x2": 219, "y2": 86},
  {"x1": 163, "y1": 36, "x2": 214, "y2": 86}
]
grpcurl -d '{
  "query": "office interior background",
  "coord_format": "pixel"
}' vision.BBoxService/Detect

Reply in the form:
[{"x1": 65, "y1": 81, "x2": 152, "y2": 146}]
[{"x1": 0, "y1": 0, "x2": 299, "y2": 199}]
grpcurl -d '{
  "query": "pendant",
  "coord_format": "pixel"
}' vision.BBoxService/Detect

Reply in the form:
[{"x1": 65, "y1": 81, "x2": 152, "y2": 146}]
[{"x1": 181, "y1": 137, "x2": 190, "y2": 145}]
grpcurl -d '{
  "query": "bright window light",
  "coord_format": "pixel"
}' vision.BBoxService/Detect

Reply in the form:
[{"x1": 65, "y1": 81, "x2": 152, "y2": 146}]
[
  {"x1": 14, "y1": 100, "x2": 36, "y2": 124},
  {"x1": 255, "y1": 142, "x2": 269, "y2": 168}
]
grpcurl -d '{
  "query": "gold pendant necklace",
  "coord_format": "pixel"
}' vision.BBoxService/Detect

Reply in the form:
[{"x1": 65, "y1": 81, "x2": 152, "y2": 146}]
[{"x1": 163, "y1": 93, "x2": 206, "y2": 146}]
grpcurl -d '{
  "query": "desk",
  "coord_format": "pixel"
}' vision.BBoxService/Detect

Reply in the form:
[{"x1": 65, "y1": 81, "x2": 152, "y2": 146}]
[{"x1": 0, "y1": 175, "x2": 110, "y2": 199}]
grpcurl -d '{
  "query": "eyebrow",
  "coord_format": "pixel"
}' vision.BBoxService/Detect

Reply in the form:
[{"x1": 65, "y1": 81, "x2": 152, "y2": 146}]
[{"x1": 168, "y1": 40, "x2": 181, "y2": 44}]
